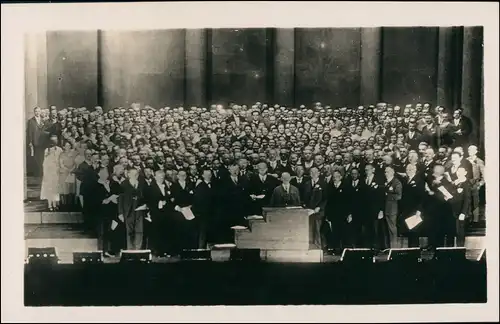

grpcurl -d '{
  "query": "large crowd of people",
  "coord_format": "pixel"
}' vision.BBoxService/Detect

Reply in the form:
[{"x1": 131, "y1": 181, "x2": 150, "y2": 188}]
[{"x1": 26, "y1": 101, "x2": 486, "y2": 257}]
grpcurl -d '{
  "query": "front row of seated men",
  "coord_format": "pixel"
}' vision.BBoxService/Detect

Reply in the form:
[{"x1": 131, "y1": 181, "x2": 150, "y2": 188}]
[{"x1": 89, "y1": 153, "x2": 472, "y2": 257}]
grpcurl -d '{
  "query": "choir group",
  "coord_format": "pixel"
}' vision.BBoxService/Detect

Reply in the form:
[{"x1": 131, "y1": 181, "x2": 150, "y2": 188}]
[{"x1": 26, "y1": 101, "x2": 485, "y2": 257}]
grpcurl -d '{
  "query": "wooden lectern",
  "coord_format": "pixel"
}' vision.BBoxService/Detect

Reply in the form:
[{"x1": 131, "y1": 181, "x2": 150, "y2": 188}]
[{"x1": 235, "y1": 207, "x2": 311, "y2": 250}]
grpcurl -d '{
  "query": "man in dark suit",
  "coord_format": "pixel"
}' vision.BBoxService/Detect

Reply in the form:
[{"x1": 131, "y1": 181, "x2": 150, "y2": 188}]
[
  {"x1": 144, "y1": 170, "x2": 174, "y2": 256},
  {"x1": 400, "y1": 164, "x2": 426, "y2": 248},
  {"x1": 290, "y1": 165, "x2": 310, "y2": 202},
  {"x1": 267, "y1": 149, "x2": 280, "y2": 177},
  {"x1": 218, "y1": 163, "x2": 250, "y2": 242},
  {"x1": 269, "y1": 172, "x2": 301, "y2": 207},
  {"x1": 27, "y1": 106, "x2": 49, "y2": 177},
  {"x1": 420, "y1": 148, "x2": 437, "y2": 182},
  {"x1": 248, "y1": 162, "x2": 280, "y2": 216},
  {"x1": 405, "y1": 122, "x2": 422, "y2": 151},
  {"x1": 118, "y1": 168, "x2": 148, "y2": 250},
  {"x1": 421, "y1": 115, "x2": 439, "y2": 148},
  {"x1": 75, "y1": 150, "x2": 100, "y2": 231},
  {"x1": 448, "y1": 167, "x2": 471, "y2": 247},
  {"x1": 382, "y1": 166, "x2": 403, "y2": 248},
  {"x1": 170, "y1": 170, "x2": 196, "y2": 250},
  {"x1": 446, "y1": 150, "x2": 473, "y2": 183},
  {"x1": 192, "y1": 168, "x2": 217, "y2": 249},
  {"x1": 451, "y1": 109, "x2": 473, "y2": 148},
  {"x1": 360, "y1": 164, "x2": 385, "y2": 249},
  {"x1": 325, "y1": 169, "x2": 350, "y2": 251},
  {"x1": 345, "y1": 168, "x2": 364, "y2": 247},
  {"x1": 275, "y1": 149, "x2": 294, "y2": 177},
  {"x1": 425, "y1": 164, "x2": 456, "y2": 250},
  {"x1": 302, "y1": 167, "x2": 327, "y2": 249}
]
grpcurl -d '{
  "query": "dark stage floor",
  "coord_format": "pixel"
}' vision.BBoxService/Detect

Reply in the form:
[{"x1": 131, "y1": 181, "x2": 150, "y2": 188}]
[{"x1": 24, "y1": 260, "x2": 487, "y2": 306}]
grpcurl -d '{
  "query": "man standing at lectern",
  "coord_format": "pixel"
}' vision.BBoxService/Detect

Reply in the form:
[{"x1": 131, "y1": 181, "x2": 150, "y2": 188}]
[{"x1": 269, "y1": 172, "x2": 301, "y2": 207}]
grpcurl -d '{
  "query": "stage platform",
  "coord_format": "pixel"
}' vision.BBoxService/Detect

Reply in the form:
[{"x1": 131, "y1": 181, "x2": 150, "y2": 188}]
[{"x1": 25, "y1": 223, "x2": 486, "y2": 264}]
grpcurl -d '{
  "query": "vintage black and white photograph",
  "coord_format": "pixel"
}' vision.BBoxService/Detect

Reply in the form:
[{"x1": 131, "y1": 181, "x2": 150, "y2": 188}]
[{"x1": 2, "y1": 2, "x2": 499, "y2": 322}]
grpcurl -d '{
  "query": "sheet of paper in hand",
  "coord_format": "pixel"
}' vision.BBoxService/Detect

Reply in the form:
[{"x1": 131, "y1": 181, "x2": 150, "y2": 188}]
[
  {"x1": 437, "y1": 186, "x2": 454, "y2": 200},
  {"x1": 255, "y1": 194, "x2": 266, "y2": 199},
  {"x1": 180, "y1": 206, "x2": 195, "y2": 220},
  {"x1": 135, "y1": 204, "x2": 148, "y2": 211},
  {"x1": 405, "y1": 214, "x2": 423, "y2": 230},
  {"x1": 111, "y1": 220, "x2": 118, "y2": 230}
]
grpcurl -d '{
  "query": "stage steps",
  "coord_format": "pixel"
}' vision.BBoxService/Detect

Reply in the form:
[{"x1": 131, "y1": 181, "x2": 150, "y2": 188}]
[{"x1": 25, "y1": 211, "x2": 84, "y2": 224}]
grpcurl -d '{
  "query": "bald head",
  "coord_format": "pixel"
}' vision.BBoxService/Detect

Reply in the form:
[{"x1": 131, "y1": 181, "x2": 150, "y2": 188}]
[{"x1": 281, "y1": 172, "x2": 292, "y2": 184}]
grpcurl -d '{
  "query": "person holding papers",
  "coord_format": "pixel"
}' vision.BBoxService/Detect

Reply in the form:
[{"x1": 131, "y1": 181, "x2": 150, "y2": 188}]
[
  {"x1": 269, "y1": 172, "x2": 301, "y2": 207},
  {"x1": 360, "y1": 163, "x2": 386, "y2": 250},
  {"x1": 448, "y1": 167, "x2": 471, "y2": 247},
  {"x1": 170, "y1": 170, "x2": 196, "y2": 251},
  {"x1": 382, "y1": 166, "x2": 403, "y2": 249},
  {"x1": 193, "y1": 168, "x2": 217, "y2": 249},
  {"x1": 424, "y1": 164, "x2": 455, "y2": 250},
  {"x1": 400, "y1": 164, "x2": 426, "y2": 248},
  {"x1": 118, "y1": 168, "x2": 147, "y2": 250},
  {"x1": 302, "y1": 167, "x2": 327, "y2": 249}
]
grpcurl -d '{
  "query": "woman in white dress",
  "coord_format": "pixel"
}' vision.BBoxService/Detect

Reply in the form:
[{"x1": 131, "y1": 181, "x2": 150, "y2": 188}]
[
  {"x1": 40, "y1": 134, "x2": 63, "y2": 211},
  {"x1": 58, "y1": 141, "x2": 77, "y2": 210}
]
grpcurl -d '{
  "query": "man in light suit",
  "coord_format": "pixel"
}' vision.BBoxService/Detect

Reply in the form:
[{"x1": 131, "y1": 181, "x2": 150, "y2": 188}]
[
  {"x1": 27, "y1": 106, "x2": 49, "y2": 177},
  {"x1": 382, "y1": 166, "x2": 403, "y2": 248},
  {"x1": 269, "y1": 172, "x2": 301, "y2": 207},
  {"x1": 302, "y1": 167, "x2": 327, "y2": 249},
  {"x1": 467, "y1": 145, "x2": 485, "y2": 223}
]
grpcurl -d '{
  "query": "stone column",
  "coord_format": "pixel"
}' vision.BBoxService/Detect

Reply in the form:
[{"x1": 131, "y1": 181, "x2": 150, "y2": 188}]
[
  {"x1": 185, "y1": 29, "x2": 207, "y2": 107},
  {"x1": 461, "y1": 26, "x2": 483, "y2": 146},
  {"x1": 273, "y1": 28, "x2": 295, "y2": 106},
  {"x1": 24, "y1": 32, "x2": 48, "y2": 199},
  {"x1": 436, "y1": 27, "x2": 454, "y2": 109},
  {"x1": 360, "y1": 28, "x2": 382, "y2": 105}
]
